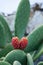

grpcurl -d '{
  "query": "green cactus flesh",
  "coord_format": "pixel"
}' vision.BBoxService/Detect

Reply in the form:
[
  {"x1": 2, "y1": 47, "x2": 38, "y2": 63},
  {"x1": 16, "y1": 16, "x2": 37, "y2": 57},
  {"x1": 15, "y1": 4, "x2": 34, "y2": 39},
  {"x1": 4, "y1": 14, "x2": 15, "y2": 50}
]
[
  {"x1": 15, "y1": 0, "x2": 30, "y2": 39},
  {"x1": 27, "y1": 53, "x2": 34, "y2": 65},
  {"x1": 24, "y1": 25, "x2": 43, "y2": 52},
  {"x1": 37, "y1": 62, "x2": 43, "y2": 65},
  {"x1": 0, "y1": 22, "x2": 6, "y2": 48},
  {"x1": 0, "y1": 14, "x2": 12, "y2": 43},
  {"x1": 30, "y1": 51, "x2": 36, "y2": 58},
  {"x1": 0, "y1": 61, "x2": 11, "y2": 65},
  {"x1": 13, "y1": 61, "x2": 22, "y2": 65},
  {"x1": 4, "y1": 50, "x2": 27, "y2": 65},
  {"x1": 0, "y1": 57, "x2": 5, "y2": 61},
  {"x1": 33, "y1": 44, "x2": 43, "y2": 61},
  {"x1": 0, "y1": 44, "x2": 14, "y2": 58}
]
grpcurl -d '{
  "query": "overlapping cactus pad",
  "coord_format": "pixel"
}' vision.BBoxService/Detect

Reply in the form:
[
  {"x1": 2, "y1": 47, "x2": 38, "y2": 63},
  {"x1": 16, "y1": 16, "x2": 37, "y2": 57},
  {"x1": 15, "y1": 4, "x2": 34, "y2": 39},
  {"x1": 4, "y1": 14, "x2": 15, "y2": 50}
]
[{"x1": 0, "y1": 0, "x2": 43, "y2": 65}]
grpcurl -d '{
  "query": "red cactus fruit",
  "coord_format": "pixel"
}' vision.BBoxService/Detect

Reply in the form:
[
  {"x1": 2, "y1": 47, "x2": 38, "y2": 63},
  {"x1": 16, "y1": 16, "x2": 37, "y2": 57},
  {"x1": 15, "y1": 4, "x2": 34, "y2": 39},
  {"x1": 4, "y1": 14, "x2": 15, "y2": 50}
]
[
  {"x1": 12, "y1": 37, "x2": 20, "y2": 49},
  {"x1": 19, "y1": 37, "x2": 28, "y2": 50}
]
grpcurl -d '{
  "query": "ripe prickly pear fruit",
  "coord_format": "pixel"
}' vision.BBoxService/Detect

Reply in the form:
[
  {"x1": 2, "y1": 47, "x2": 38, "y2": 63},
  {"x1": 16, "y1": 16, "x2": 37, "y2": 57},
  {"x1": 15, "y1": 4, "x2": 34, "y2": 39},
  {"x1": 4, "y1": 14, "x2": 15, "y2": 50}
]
[
  {"x1": 19, "y1": 37, "x2": 28, "y2": 50},
  {"x1": 12, "y1": 37, "x2": 20, "y2": 49}
]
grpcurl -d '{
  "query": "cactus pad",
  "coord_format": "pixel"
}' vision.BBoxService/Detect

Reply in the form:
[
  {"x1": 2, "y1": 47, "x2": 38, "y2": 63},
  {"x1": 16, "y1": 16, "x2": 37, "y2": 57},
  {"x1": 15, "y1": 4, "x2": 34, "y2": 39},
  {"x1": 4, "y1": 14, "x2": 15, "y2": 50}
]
[{"x1": 4, "y1": 50, "x2": 26, "y2": 65}]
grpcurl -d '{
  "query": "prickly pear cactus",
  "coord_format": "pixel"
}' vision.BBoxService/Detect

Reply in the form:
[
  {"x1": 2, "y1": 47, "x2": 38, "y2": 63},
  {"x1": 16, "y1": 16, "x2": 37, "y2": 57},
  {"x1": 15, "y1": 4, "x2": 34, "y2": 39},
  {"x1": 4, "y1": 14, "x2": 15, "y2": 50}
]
[
  {"x1": 4, "y1": 50, "x2": 27, "y2": 65},
  {"x1": 0, "y1": 0, "x2": 43, "y2": 65},
  {"x1": 13, "y1": 61, "x2": 21, "y2": 65},
  {"x1": 0, "y1": 14, "x2": 12, "y2": 43},
  {"x1": 15, "y1": 0, "x2": 30, "y2": 39},
  {"x1": 0, "y1": 22, "x2": 6, "y2": 48},
  {"x1": 0, "y1": 61, "x2": 11, "y2": 65},
  {"x1": 37, "y1": 62, "x2": 43, "y2": 65},
  {"x1": 24, "y1": 25, "x2": 43, "y2": 52},
  {"x1": 0, "y1": 44, "x2": 14, "y2": 58}
]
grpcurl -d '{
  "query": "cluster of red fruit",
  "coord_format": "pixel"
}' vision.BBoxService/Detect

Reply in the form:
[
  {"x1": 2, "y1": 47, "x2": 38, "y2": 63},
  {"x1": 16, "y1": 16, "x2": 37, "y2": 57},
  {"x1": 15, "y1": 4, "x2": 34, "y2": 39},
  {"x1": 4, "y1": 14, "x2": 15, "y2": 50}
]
[{"x1": 12, "y1": 37, "x2": 28, "y2": 50}]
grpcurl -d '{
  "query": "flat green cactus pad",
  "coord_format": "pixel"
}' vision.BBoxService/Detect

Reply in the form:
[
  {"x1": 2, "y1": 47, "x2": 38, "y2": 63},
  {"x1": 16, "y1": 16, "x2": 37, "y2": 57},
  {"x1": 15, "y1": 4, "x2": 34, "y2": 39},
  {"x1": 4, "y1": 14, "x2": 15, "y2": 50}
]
[
  {"x1": 4, "y1": 50, "x2": 26, "y2": 65},
  {"x1": 37, "y1": 62, "x2": 43, "y2": 65},
  {"x1": 0, "y1": 61, "x2": 11, "y2": 65},
  {"x1": 13, "y1": 61, "x2": 21, "y2": 65},
  {"x1": 0, "y1": 14, "x2": 12, "y2": 43},
  {"x1": 15, "y1": 0, "x2": 30, "y2": 39},
  {"x1": 24, "y1": 25, "x2": 43, "y2": 52},
  {"x1": 0, "y1": 22, "x2": 6, "y2": 48}
]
